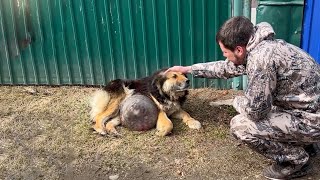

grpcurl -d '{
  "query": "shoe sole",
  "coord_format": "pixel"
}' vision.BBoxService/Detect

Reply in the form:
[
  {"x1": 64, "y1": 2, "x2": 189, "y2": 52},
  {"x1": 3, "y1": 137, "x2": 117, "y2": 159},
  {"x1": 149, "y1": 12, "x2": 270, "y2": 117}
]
[{"x1": 263, "y1": 163, "x2": 312, "y2": 180}]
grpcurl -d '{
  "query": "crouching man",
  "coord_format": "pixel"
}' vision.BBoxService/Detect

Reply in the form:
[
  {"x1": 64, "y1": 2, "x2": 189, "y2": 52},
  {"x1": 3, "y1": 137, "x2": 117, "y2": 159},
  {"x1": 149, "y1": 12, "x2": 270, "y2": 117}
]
[{"x1": 166, "y1": 16, "x2": 320, "y2": 179}]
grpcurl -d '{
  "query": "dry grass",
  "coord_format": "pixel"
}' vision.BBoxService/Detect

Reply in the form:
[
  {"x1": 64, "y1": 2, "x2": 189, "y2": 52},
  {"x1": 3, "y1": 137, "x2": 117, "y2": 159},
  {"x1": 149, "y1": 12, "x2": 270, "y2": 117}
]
[{"x1": 0, "y1": 86, "x2": 319, "y2": 180}]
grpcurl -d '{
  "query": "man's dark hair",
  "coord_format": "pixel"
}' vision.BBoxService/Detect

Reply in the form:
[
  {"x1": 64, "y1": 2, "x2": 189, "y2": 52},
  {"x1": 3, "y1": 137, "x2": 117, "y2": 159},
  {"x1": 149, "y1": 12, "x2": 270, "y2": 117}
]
[{"x1": 216, "y1": 16, "x2": 254, "y2": 51}]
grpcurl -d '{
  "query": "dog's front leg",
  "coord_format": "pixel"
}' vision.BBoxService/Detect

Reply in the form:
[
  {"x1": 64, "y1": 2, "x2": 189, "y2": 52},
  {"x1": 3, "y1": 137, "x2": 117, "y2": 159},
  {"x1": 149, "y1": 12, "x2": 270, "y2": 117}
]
[
  {"x1": 156, "y1": 111, "x2": 173, "y2": 136},
  {"x1": 171, "y1": 110, "x2": 201, "y2": 129}
]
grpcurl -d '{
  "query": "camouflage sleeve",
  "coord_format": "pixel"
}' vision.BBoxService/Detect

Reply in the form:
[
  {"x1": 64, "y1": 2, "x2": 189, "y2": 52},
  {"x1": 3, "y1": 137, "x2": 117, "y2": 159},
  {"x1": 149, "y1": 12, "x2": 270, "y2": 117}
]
[
  {"x1": 190, "y1": 60, "x2": 246, "y2": 79},
  {"x1": 233, "y1": 60, "x2": 277, "y2": 121}
]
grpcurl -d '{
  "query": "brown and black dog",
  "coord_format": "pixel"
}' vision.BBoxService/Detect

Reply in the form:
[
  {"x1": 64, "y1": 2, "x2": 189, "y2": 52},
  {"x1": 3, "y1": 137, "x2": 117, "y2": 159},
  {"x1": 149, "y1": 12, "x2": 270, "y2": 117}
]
[{"x1": 89, "y1": 68, "x2": 201, "y2": 136}]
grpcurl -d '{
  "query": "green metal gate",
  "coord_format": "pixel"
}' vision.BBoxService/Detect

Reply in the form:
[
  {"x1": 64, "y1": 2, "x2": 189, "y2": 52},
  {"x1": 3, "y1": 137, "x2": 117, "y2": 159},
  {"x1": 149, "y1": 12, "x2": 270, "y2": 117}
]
[
  {"x1": 0, "y1": 0, "x2": 231, "y2": 88},
  {"x1": 256, "y1": 0, "x2": 304, "y2": 46}
]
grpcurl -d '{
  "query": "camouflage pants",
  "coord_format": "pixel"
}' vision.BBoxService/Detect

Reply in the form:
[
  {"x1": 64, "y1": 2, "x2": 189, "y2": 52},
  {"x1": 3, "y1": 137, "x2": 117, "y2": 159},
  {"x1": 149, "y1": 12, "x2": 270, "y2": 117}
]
[{"x1": 230, "y1": 110, "x2": 320, "y2": 165}]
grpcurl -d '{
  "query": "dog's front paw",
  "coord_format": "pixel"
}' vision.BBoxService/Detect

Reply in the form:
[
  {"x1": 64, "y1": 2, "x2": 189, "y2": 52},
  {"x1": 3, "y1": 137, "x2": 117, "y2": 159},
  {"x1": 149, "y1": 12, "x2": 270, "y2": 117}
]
[
  {"x1": 187, "y1": 119, "x2": 202, "y2": 129},
  {"x1": 156, "y1": 122, "x2": 173, "y2": 136},
  {"x1": 155, "y1": 129, "x2": 172, "y2": 136},
  {"x1": 156, "y1": 115, "x2": 173, "y2": 136}
]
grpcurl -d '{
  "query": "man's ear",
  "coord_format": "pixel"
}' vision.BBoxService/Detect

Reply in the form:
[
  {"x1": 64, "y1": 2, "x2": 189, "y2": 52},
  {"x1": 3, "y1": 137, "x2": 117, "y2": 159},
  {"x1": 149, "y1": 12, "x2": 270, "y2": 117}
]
[{"x1": 235, "y1": 46, "x2": 245, "y2": 55}]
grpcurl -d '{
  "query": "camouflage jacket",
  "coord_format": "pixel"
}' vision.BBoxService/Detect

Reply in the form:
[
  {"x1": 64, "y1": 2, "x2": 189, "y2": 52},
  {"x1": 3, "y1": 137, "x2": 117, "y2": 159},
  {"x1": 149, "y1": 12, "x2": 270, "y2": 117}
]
[{"x1": 191, "y1": 22, "x2": 320, "y2": 121}]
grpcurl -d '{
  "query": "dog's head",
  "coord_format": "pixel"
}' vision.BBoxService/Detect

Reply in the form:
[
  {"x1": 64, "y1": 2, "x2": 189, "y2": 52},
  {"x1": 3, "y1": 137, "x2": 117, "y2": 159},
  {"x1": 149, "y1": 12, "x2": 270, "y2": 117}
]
[{"x1": 152, "y1": 69, "x2": 190, "y2": 99}]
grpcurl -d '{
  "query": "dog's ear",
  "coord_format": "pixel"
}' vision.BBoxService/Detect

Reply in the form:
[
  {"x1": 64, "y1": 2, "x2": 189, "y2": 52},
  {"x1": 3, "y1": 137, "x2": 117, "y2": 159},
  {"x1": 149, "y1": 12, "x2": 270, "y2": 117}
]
[{"x1": 152, "y1": 73, "x2": 166, "y2": 91}]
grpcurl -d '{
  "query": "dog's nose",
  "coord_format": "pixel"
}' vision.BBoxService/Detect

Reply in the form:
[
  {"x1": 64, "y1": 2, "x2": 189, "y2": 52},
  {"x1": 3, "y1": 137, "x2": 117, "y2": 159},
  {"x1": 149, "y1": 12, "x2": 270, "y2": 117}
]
[{"x1": 186, "y1": 80, "x2": 190, "y2": 84}]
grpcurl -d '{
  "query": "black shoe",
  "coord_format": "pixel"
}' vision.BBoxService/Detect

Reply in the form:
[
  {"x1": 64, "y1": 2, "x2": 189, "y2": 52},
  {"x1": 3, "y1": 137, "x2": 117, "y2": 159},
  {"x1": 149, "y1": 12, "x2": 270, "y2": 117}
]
[
  {"x1": 304, "y1": 144, "x2": 317, "y2": 157},
  {"x1": 304, "y1": 143, "x2": 320, "y2": 157},
  {"x1": 263, "y1": 161, "x2": 312, "y2": 180}
]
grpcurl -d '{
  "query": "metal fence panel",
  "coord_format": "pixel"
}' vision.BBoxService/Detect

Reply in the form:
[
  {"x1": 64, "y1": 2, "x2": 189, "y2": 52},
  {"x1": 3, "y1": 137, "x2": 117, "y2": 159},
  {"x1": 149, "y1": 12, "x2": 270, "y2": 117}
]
[
  {"x1": 0, "y1": 0, "x2": 232, "y2": 88},
  {"x1": 256, "y1": 0, "x2": 304, "y2": 47}
]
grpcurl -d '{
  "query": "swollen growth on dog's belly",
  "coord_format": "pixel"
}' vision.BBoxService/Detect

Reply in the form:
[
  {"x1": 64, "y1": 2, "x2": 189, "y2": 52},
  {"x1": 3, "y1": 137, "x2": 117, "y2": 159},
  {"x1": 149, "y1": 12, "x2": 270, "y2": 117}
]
[{"x1": 120, "y1": 94, "x2": 158, "y2": 131}]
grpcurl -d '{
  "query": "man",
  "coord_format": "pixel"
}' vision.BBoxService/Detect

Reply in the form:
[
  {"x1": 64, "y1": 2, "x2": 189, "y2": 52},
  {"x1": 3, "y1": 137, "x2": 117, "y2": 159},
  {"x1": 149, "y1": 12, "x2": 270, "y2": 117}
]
[{"x1": 166, "y1": 16, "x2": 320, "y2": 179}]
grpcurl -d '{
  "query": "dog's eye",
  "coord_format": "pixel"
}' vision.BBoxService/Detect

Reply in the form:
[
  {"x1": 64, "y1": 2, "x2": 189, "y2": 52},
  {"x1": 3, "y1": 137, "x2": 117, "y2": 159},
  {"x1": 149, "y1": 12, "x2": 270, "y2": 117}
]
[{"x1": 172, "y1": 74, "x2": 177, "y2": 79}]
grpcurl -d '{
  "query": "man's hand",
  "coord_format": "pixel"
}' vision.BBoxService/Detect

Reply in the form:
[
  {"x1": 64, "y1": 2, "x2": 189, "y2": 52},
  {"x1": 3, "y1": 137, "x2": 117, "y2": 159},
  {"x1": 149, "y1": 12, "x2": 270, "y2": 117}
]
[{"x1": 165, "y1": 66, "x2": 192, "y2": 74}]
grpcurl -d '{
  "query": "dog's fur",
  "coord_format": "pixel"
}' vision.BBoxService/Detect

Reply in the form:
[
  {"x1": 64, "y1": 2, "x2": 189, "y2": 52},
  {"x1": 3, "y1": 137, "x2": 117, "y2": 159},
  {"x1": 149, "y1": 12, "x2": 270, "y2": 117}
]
[{"x1": 89, "y1": 69, "x2": 201, "y2": 136}]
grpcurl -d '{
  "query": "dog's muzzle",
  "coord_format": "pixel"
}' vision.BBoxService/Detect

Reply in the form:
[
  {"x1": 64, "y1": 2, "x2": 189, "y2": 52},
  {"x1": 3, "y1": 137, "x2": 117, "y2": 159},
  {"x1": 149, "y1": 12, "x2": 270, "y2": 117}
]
[{"x1": 175, "y1": 80, "x2": 190, "y2": 92}]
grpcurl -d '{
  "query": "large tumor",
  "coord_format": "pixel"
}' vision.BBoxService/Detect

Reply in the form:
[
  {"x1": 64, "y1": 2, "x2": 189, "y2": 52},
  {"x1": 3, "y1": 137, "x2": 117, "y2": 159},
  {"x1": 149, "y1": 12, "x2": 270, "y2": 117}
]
[{"x1": 120, "y1": 94, "x2": 159, "y2": 131}]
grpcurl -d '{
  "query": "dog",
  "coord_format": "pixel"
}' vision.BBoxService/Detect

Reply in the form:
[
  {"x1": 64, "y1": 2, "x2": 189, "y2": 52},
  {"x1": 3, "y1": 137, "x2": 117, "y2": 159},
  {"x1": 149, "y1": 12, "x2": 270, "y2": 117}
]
[{"x1": 89, "y1": 68, "x2": 201, "y2": 136}]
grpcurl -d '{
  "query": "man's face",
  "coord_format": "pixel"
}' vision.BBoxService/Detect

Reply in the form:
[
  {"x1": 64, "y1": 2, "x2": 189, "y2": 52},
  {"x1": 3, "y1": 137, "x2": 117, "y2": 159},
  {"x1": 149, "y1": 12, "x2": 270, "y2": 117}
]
[{"x1": 218, "y1": 41, "x2": 246, "y2": 65}]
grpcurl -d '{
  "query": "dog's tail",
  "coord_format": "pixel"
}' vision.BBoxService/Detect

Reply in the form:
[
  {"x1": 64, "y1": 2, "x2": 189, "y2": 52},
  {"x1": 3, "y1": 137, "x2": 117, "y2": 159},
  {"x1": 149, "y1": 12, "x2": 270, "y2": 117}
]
[
  {"x1": 89, "y1": 82, "x2": 135, "y2": 122},
  {"x1": 89, "y1": 89, "x2": 111, "y2": 121}
]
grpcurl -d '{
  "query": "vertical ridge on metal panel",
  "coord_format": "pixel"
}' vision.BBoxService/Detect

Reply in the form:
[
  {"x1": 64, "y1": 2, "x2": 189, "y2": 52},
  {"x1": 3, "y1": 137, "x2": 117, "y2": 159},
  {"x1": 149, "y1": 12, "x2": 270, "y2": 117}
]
[
  {"x1": 155, "y1": 1, "x2": 164, "y2": 69},
  {"x1": 80, "y1": 0, "x2": 93, "y2": 85},
  {"x1": 140, "y1": 0, "x2": 149, "y2": 76},
  {"x1": 180, "y1": 0, "x2": 190, "y2": 85},
  {"x1": 28, "y1": 0, "x2": 49, "y2": 84},
  {"x1": 202, "y1": 0, "x2": 208, "y2": 87},
  {"x1": 155, "y1": 0, "x2": 169, "y2": 69},
  {"x1": 209, "y1": 0, "x2": 221, "y2": 89},
  {"x1": 177, "y1": 0, "x2": 183, "y2": 65},
  {"x1": 50, "y1": 0, "x2": 71, "y2": 84},
  {"x1": 193, "y1": 0, "x2": 208, "y2": 88},
  {"x1": 3, "y1": 0, "x2": 25, "y2": 84},
  {"x1": 83, "y1": 0, "x2": 105, "y2": 85},
  {"x1": 0, "y1": 0, "x2": 12, "y2": 84},
  {"x1": 151, "y1": 0, "x2": 160, "y2": 71},
  {"x1": 101, "y1": 0, "x2": 116, "y2": 82},
  {"x1": 177, "y1": 0, "x2": 183, "y2": 66},
  {"x1": 38, "y1": 0, "x2": 60, "y2": 84},
  {"x1": 120, "y1": 0, "x2": 137, "y2": 79},
  {"x1": 167, "y1": 0, "x2": 183, "y2": 69},
  {"x1": 127, "y1": 0, "x2": 138, "y2": 79},
  {"x1": 62, "y1": 0, "x2": 83, "y2": 84},
  {"x1": 47, "y1": 0, "x2": 61, "y2": 84},
  {"x1": 132, "y1": 0, "x2": 149, "y2": 77},
  {"x1": 110, "y1": 0, "x2": 120, "y2": 79},
  {"x1": 72, "y1": 0, "x2": 93, "y2": 85},
  {"x1": 15, "y1": 0, "x2": 37, "y2": 84},
  {"x1": 164, "y1": 0, "x2": 171, "y2": 68},
  {"x1": 112, "y1": 0, "x2": 126, "y2": 79},
  {"x1": 25, "y1": 0, "x2": 38, "y2": 84},
  {"x1": 93, "y1": 0, "x2": 106, "y2": 85},
  {"x1": 167, "y1": 1, "x2": 174, "y2": 68},
  {"x1": 82, "y1": 0, "x2": 97, "y2": 85},
  {"x1": 143, "y1": 0, "x2": 159, "y2": 73},
  {"x1": 189, "y1": 0, "x2": 195, "y2": 88},
  {"x1": 95, "y1": 0, "x2": 110, "y2": 84}
]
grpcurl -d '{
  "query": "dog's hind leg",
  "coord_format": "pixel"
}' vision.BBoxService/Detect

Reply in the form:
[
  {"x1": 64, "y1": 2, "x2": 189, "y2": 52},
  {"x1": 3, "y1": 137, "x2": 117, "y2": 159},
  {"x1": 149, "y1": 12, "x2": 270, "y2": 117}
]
[
  {"x1": 105, "y1": 116, "x2": 121, "y2": 137},
  {"x1": 93, "y1": 97, "x2": 123, "y2": 135},
  {"x1": 156, "y1": 111, "x2": 173, "y2": 136}
]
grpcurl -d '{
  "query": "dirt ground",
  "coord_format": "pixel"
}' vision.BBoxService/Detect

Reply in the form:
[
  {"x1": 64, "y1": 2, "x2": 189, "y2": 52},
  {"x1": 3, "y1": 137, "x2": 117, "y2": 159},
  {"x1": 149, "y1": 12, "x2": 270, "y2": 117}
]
[{"x1": 0, "y1": 86, "x2": 319, "y2": 180}]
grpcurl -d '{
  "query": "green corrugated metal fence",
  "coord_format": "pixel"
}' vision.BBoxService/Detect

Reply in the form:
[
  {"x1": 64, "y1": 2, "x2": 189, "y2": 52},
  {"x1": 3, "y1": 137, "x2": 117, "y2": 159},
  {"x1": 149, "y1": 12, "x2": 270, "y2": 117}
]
[
  {"x1": 0, "y1": 0, "x2": 232, "y2": 88},
  {"x1": 256, "y1": 0, "x2": 304, "y2": 46}
]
